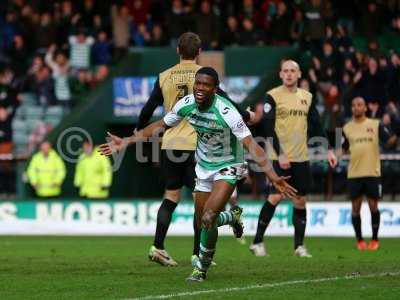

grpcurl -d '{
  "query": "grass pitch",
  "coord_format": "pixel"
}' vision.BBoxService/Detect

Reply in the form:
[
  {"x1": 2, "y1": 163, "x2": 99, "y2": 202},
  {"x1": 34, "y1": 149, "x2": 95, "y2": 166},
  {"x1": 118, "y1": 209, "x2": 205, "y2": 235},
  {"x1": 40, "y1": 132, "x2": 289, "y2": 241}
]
[{"x1": 0, "y1": 236, "x2": 399, "y2": 300}]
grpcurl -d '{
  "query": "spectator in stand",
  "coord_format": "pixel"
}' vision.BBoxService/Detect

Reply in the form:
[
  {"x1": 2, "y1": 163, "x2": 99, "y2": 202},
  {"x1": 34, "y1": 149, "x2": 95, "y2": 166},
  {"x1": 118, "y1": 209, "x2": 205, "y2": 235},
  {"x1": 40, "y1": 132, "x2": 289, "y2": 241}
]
[
  {"x1": 303, "y1": 0, "x2": 326, "y2": 53},
  {"x1": 34, "y1": 12, "x2": 57, "y2": 50},
  {"x1": 33, "y1": 66, "x2": 56, "y2": 107},
  {"x1": 166, "y1": 0, "x2": 190, "y2": 47},
  {"x1": 74, "y1": 140, "x2": 112, "y2": 199},
  {"x1": 367, "y1": 40, "x2": 382, "y2": 58},
  {"x1": 269, "y1": 1, "x2": 291, "y2": 45},
  {"x1": 149, "y1": 24, "x2": 168, "y2": 46},
  {"x1": 132, "y1": 23, "x2": 151, "y2": 47},
  {"x1": 359, "y1": 1, "x2": 383, "y2": 40},
  {"x1": 45, "y1": 45, "x2": 71, "y2": 107},
  {"x1": 111, "y1": 4, "x2": 131, "y2": 60},
  {"x1": 79, "y1": 0, "x2": 97, "y2": 29},
  {"x1": 0, "y1": 67, "x2": 20, "y2": 108},
  {"x1": 239, "y1": 18, "x2": 264, "y2": 46},
  {"x1": 27, "y1": 141, "x2": 66, "y2": 198},
  {"x1": 68, "y1": 29, "x2": 94, "y2": 72},
  {"x1": 222, "y1": 16, "x2": 241, "y2": 47},
  {"x1": 0, "y1": 106, "x2": 16, "y2": 198},
  {"x1": 290, "y1": 9, "x2": 304, "y2": 48},
  {"x1": 355, "y1": 56, "x2": 386, "y2": 107},
  {"x1": 194, "y1": 0, "x2": 219, "y2": 50},
  {"x1": 19, "y1": 5, "x2": 36, "y2": 53},
  {"x1": 0, "y1": 67, "x2": 20, "y2": 198},
  {"x1": 57, "y1": 0, "x2": 74, "y2": 47},
  {"x1": 92, "y1": 31, "x2": 112, "y2": 66},
  {"x1": 8, "y1": 35, "x2": 28, "y2": 79},
  {"x1": 335, "y1": 25, "x2": 354, "y2": 55},
  {"x1": 126, "y1": 0, "x2": 150, "y2": 26},
  {"x1": 333, "y1": 0, "x2": 356, "y2": 35},
  {"x1": 0, "y1": 10, "x2": 19, "y2": 51},
  {"x1": 388, "y1": 52, "x2": 400, "y2": 103}
]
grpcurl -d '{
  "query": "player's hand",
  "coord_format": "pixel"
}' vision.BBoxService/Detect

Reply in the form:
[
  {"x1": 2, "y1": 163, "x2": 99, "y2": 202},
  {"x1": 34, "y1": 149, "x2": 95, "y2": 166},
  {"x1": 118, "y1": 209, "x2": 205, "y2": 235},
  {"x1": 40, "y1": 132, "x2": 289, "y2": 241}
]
[
  {"x1": 327, "y1": 150, "x2": 338, "y2": 168},
  {"x1": 278, "y1": 154, "x2": 290, "y2": 170},
  {"x1": 271, "y1": 176, "x2": 297, "y2": 198},
  {"x1": 98, "y1": 132, "x2": 126, "y2": 156}
]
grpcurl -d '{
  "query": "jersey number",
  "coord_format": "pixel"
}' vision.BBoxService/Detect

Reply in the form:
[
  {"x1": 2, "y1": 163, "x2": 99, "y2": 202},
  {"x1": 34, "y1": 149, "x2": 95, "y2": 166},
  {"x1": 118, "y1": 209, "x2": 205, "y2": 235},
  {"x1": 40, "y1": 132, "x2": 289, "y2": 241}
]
[{"x1": 176, "y1": 84, "x2": 189, "y2": 101}]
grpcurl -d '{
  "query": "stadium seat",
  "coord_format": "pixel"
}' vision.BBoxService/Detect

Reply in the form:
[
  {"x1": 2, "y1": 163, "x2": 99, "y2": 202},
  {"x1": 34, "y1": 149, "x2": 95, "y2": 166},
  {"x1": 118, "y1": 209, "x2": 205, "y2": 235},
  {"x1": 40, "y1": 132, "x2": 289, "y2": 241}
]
[
  {"x1": 25, "y1": 106, "x2": 44, "y2": 120},
  {"x1": 19, "y1": 93, "x2": 37, "y2": 106},
  {"x1": 12, "y1": 119, "x2": 28, "y2": 133},
  {"x1": 45, "y1": 116, "x2": 62, "y2": 127},
  {"x1": 15, "y1": 106, "x2": 27, "y2": 119},
  {"x1": 45, "y1": 106, "x2": 64, "y2": 117},
  {"x1": 13, "y1": 132, "x2": 29, "y2": 145}
]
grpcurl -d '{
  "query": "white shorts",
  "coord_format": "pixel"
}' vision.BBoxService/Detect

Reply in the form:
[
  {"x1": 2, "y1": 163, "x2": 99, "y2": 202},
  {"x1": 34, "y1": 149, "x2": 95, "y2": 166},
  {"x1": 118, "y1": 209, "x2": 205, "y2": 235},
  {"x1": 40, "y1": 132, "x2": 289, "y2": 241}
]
[{"x1": 194, "y1": 163, "x2": 247, "y2": 193}]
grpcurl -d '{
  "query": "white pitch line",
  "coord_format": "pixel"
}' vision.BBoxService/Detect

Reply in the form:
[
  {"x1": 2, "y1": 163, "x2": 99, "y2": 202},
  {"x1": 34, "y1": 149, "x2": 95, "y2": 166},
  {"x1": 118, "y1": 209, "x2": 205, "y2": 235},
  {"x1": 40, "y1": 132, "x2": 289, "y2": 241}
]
[{"x1": 125, "y1": 271, "x2": 400, "y2": 300}]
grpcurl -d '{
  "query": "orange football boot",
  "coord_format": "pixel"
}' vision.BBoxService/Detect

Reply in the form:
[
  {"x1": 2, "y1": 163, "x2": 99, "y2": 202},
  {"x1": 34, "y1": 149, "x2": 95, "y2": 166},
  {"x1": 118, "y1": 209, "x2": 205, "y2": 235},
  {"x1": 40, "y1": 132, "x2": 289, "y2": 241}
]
[
  {"x1": 357, "y1": 240, "x2": 367, "y2": 251},
  {"x1": 368, "y1": 240, "x2": 380, "y2": 251}
]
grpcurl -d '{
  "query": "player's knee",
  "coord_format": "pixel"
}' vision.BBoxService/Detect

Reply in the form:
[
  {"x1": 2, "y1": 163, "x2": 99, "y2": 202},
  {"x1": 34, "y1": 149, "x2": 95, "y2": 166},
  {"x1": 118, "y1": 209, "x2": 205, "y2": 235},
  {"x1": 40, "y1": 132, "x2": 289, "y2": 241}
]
[
  {"x1": 164, "y1": 190, "x2": 181, "y2": 202},
  {"x1": 201, "y1": 209, "x2": 217, "y2": 229},
  {"x1": 292, "y1": 195, "x2": 306, "y2": 209},
  {"x1": 268, "y1": 194, "x2": 282, "y2": 206}
]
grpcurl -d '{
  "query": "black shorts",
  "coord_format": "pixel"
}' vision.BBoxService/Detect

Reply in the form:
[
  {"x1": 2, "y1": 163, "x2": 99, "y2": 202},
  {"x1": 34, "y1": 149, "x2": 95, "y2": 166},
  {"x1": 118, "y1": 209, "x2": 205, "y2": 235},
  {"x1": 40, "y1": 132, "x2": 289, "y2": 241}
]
[
  {"x1": 270, "y1": 161, "x2": 311, "y2": 196},
  {"x1": 161, "y1": 150, "x2": 196, "y2": 191},
  {"x1": 348, "y1": 177, "x2": 382, "y2": 200}
]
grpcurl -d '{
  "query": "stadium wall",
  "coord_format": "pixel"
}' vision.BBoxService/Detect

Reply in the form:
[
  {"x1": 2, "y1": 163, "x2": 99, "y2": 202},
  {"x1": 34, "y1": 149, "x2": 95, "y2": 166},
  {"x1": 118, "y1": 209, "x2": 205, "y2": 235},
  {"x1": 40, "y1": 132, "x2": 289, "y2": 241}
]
[{"x1": 1, "y1": 200, "x2": 399, "y2": 237}]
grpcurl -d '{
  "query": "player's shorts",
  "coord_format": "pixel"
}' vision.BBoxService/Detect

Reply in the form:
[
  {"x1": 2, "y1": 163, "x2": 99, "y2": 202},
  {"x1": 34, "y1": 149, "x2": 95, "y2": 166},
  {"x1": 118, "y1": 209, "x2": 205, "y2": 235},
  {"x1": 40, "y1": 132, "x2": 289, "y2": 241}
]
[
  {"x1": 348, "y1": 177, "x2": 382, "y2": 200},
  {"x1": 270, "y1": 161, "x2": 311, "y2": 196},
  {"x1": 194, "y1": 163, "x2": 247, "y2": 193},
  {"x1": 161, "y1": 150, "x2": 196, "y2": 191}
]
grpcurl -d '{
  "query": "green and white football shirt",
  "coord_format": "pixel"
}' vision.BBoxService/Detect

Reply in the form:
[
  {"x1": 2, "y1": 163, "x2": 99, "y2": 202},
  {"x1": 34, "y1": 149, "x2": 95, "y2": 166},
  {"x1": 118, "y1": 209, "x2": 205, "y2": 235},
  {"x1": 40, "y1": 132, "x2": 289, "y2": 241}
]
[{"x1": 163, "y1": 94, "x2": 252, "y2": 171}]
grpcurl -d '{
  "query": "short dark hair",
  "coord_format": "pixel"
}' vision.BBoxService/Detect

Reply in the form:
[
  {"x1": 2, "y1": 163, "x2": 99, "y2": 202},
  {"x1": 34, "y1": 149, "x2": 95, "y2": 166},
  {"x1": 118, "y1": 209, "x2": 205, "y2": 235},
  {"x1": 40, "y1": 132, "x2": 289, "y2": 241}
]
[
  {"x1": 196, "y1": 66, "x2": 219, "y2": 86},
  {"x1": 178, "y1": 32, "x2": 201, "y2": 60}
]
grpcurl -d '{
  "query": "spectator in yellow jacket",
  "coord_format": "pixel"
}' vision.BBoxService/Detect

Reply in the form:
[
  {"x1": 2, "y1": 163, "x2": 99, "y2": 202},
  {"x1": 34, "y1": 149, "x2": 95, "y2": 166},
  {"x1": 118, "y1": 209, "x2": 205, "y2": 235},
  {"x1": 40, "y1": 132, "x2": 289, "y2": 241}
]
[
  {"x1": 27, "y1": 141, "x2": 66, "y2": 198},
  {"x1": 74, "y1": 141, "x2": 112, "y2": 199}
]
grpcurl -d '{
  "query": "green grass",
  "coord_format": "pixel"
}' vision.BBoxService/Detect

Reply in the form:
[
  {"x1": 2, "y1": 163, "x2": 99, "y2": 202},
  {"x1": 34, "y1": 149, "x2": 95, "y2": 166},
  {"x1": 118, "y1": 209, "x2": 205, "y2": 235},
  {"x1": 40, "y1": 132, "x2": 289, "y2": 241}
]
[{"x1": 0, "y1": 236, "x2": 399, "y2": 300}]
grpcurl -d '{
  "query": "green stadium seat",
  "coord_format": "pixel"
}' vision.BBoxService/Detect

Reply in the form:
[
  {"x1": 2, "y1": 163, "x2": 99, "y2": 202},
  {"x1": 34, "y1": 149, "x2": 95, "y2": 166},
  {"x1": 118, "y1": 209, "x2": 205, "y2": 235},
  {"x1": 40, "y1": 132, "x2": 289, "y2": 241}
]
[
  {"x1": 15, "y1": 106, "x2": 27, "y2": 119},
  {"x1": 13, "y1": 133, "x2": 29, "y2": 145},
  {"x1": 25, "y1": 106, "x2": 44, "y2": 120},
  {"x1": 20, "y1": 93, "x2": 37, "y2": 106},
  {"x1": 12, "y1": 119, "x2": 28, "y2": 134},
  {"x1": 45, "y1": 106, "x2": 64, "y2": 117},
  {"x1": 25, "y1": 119, "x2": 42, "y2": 130},
  {"x1": 45, "y1": 116, "x2": 62, "y2": 127}
]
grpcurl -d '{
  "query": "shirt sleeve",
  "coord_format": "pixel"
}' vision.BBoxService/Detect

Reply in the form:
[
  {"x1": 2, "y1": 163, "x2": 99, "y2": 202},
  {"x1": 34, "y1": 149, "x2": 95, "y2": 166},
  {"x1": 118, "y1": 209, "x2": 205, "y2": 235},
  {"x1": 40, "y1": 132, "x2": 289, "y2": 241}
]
[
  {"x1": 378, "y1": 122, "x2": 391, "y2": 144},
  {"x1": 216, "y1": 87, "x2": 250, "y2": 122},
  {"x1": 162, "y1": 97, "x2": 190, "y2": 127},
  {"x1": 342, "y1": 130, "x2": 350, "y2": 151},
  {"x1": 137, "y1": 77, "x2": 164, "y2": 129},
  {"x1": 221, "y1": 105, "x2": 252, "y2": 141},
  {"x1": 258, "y1": 94, "x2": 282, "y2": 155}
]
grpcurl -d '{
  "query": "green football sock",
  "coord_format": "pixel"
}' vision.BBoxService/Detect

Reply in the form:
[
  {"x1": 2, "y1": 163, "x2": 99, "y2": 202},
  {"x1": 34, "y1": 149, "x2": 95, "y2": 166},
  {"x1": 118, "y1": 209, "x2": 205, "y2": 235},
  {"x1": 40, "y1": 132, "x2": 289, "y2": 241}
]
[
  {"x1": 198, "y1": 227, "x2": 218, "y2": 271},
  {"x1": 217, "y1": 211, "x2": 234, "y2": 227}
]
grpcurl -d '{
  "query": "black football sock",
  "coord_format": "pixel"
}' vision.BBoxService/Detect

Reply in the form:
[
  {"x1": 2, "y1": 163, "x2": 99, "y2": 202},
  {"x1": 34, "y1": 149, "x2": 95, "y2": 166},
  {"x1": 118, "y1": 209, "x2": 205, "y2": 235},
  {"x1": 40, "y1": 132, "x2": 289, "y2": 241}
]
[
  {"x1": 153, "y1": 199, "x2": 177, "y2": 249},
  {"x1": 293, "y1": 208, "x2": 307, "y2": 249},
  {"x1": 351, "y1": 214, "x2": 363, "y2": 241},
  {"x1": 253, "y1": 201, "x2": 276, "y2": 244},
  {"x1": 371, "y1": 210, "x2": 380, "y2": 241}
]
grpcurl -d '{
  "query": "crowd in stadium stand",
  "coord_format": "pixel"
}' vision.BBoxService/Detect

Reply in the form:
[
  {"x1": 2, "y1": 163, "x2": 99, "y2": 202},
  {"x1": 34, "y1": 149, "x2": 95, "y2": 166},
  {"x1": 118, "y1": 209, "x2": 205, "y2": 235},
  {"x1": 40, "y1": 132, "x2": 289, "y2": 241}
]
[{"x1": 1, "y1": 0, "x2": 400, "y2": 198}]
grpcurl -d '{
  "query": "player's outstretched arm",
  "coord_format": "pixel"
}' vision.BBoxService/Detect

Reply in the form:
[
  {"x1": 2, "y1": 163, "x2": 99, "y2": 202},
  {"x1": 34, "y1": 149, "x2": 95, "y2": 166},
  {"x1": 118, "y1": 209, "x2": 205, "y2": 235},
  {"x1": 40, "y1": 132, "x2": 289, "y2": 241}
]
[
  {"x1": 98, "y1": 120, "x2": 168, "y2": 156},
  {"x1": 241, "y1": 135, "x2": 297, "y2": 198}
]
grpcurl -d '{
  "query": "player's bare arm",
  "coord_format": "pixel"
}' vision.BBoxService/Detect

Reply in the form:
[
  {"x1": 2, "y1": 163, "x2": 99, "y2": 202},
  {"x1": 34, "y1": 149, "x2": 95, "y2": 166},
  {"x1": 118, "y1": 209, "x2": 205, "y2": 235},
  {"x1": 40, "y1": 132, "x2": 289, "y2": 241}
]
[
  {"x1": 98, "y1": 120, "x2": 170, "y2": 156},
  {"x1": 241, "y1": 135, "x2": 297, "y2": 198}
]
